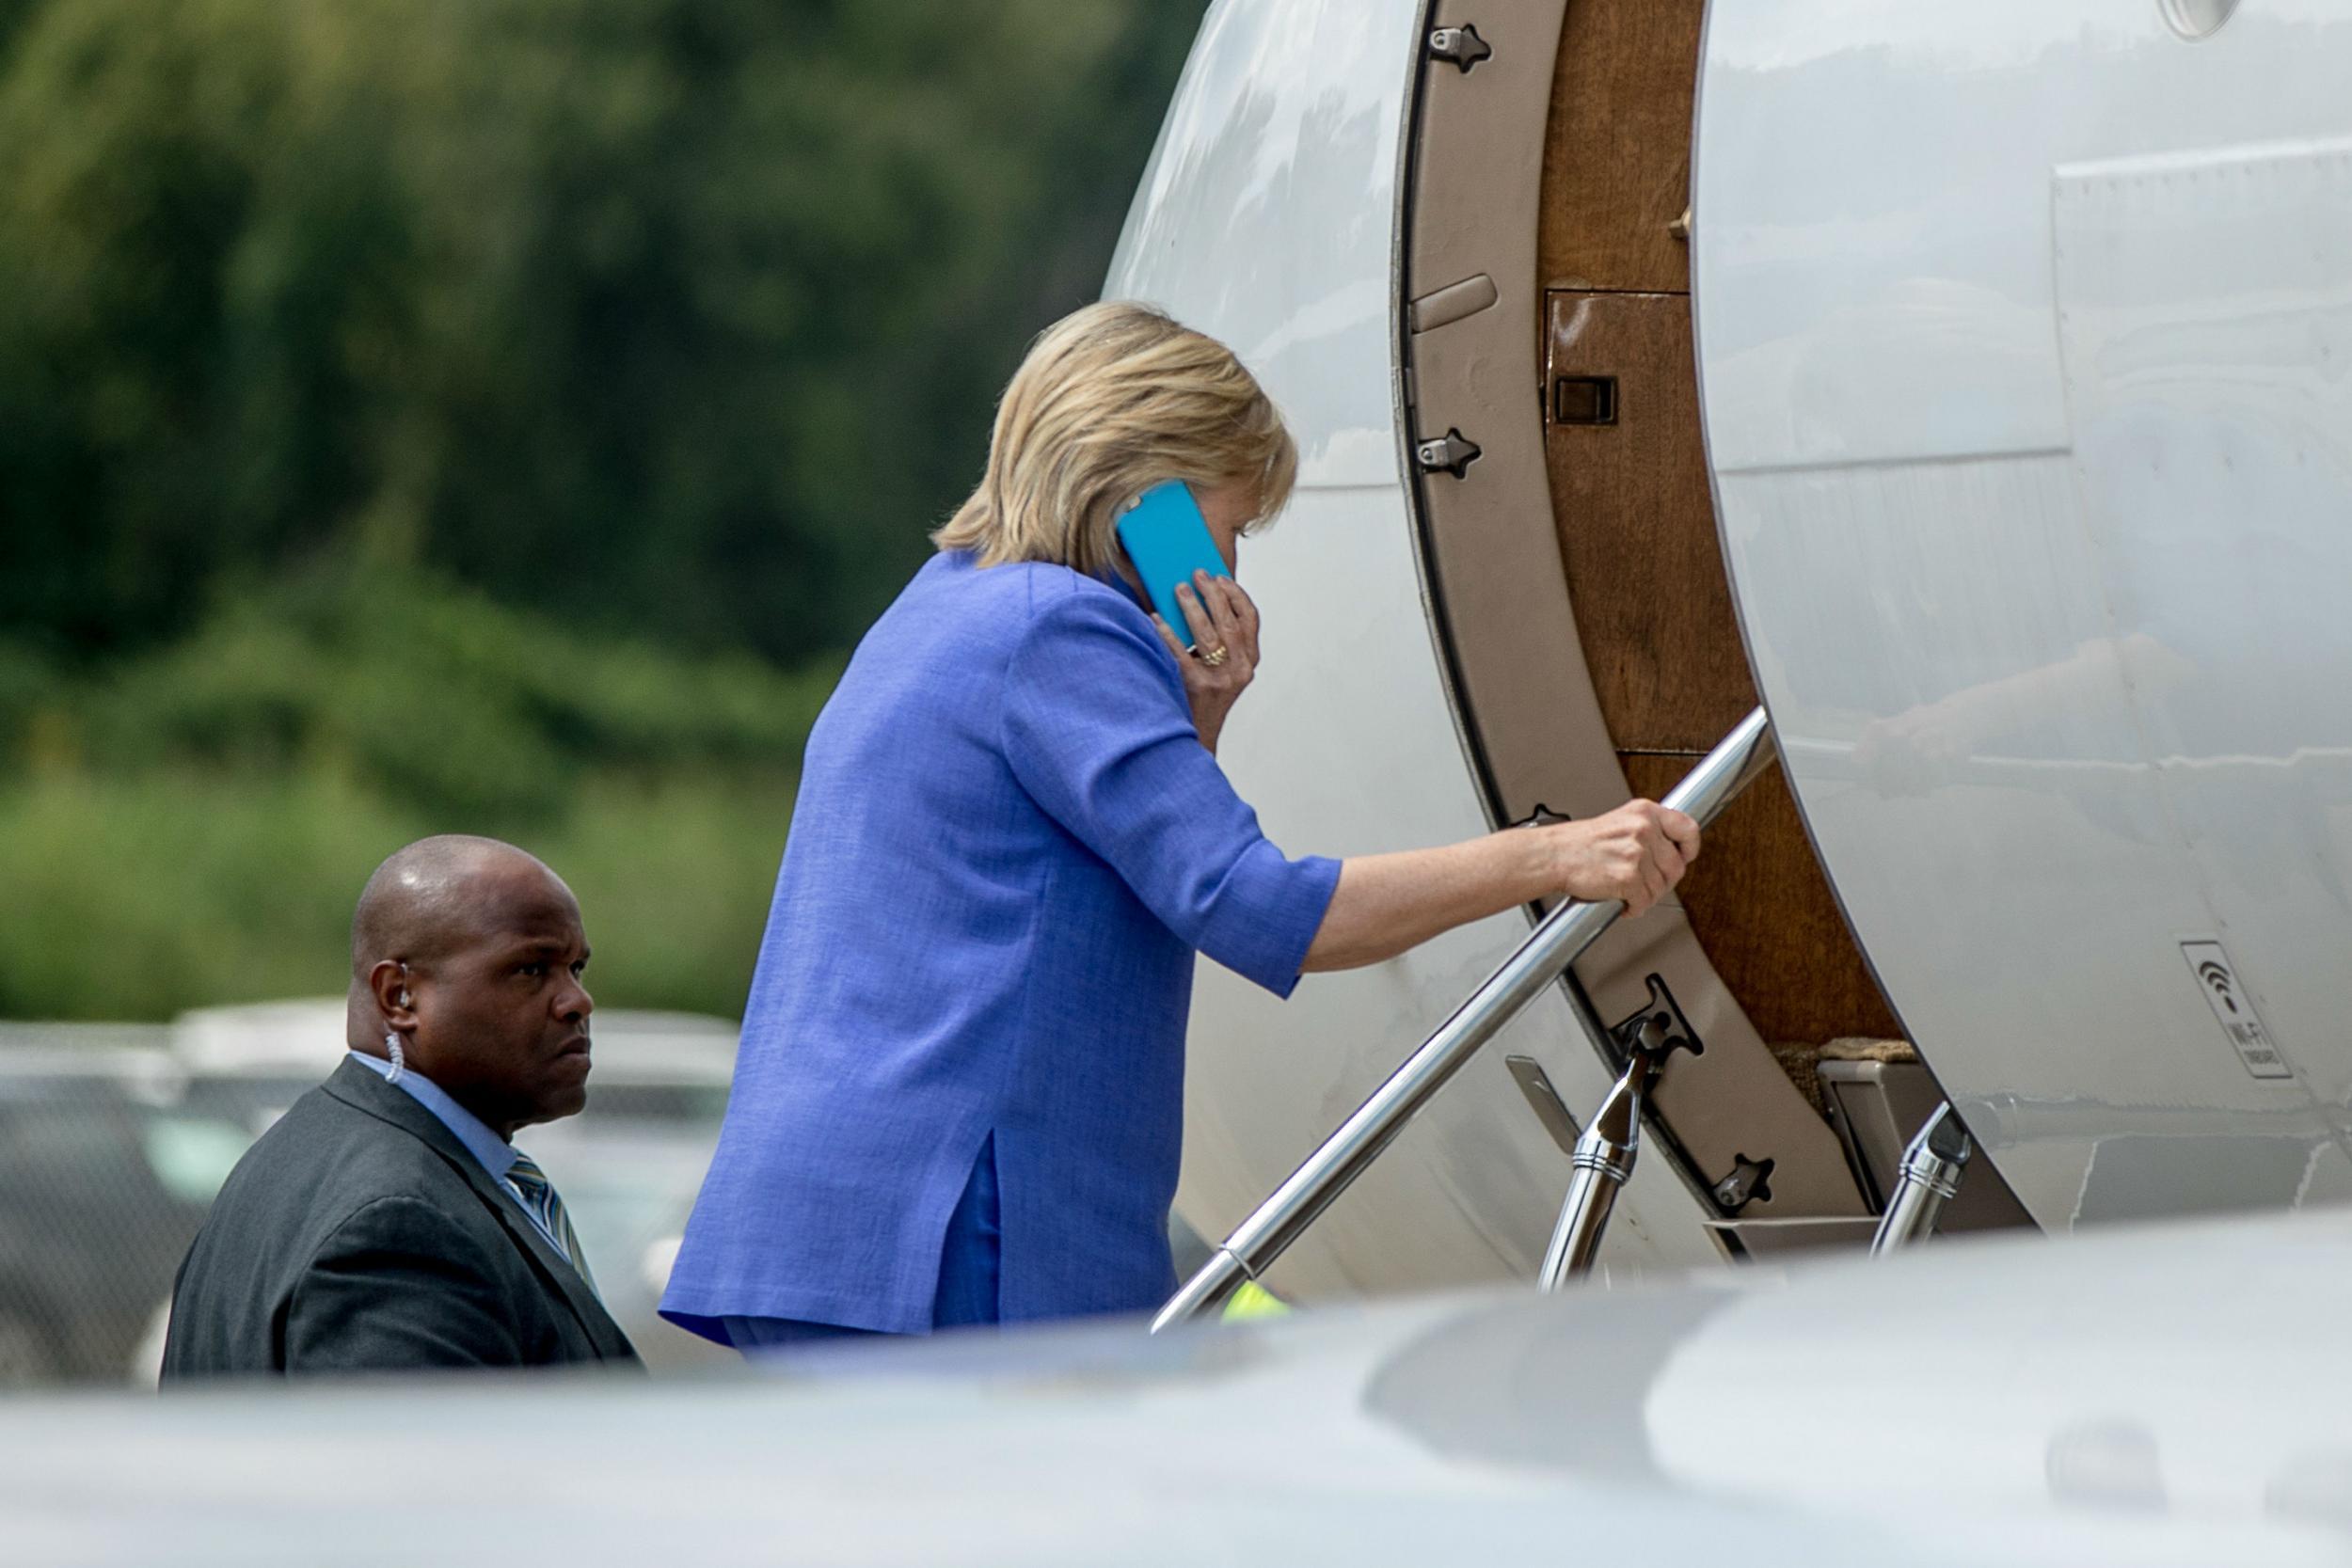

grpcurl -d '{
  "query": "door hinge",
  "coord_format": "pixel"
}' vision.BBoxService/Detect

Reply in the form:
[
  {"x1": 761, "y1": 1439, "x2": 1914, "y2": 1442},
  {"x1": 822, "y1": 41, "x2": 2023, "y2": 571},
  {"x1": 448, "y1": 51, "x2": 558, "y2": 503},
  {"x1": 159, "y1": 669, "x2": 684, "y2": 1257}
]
[
  {"x1": 1605, "y1": 973, "x2": 1704, "y2": 1069},
  {"x1": 1414, "y1": 429, "x2": 1482, "y2": 478},
  {"x1": 1709, "y1": 1154, "x2": 1776, "y2": 1213},
  {"x1": 1427, "y1": 24, "x2": 1492, "y2": 71}
]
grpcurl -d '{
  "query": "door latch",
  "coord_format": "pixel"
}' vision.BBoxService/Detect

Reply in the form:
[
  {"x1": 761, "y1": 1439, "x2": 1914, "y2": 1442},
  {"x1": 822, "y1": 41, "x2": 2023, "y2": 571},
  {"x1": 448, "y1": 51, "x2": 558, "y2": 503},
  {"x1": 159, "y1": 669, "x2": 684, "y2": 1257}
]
[{"x1": 1550, "y1": 374, "x2": 1618, "y2": 426}]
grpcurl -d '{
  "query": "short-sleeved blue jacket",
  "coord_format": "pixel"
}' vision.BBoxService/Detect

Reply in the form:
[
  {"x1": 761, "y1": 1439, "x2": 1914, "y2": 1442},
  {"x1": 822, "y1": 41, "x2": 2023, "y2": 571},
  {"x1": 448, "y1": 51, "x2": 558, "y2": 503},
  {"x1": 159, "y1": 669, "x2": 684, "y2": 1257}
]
[{"x1": 660, "y1": 551, "x2": 1341, "y2": 1337}]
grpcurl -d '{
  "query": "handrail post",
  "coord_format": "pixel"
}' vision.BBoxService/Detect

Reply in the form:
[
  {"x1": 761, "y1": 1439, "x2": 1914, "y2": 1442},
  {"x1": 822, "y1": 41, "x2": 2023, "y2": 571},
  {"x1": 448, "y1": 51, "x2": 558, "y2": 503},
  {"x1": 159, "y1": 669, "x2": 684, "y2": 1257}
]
[
  {"x1": 1151, "y1": 707, "x2": 1776, "y2": 1333},
  {"x1": 1534, "y1": 1035, "x2": 1661, "y2": 1290},
  {"x1": 1869, "y1": 1102, "x2": 1972, "y2": 1255}
]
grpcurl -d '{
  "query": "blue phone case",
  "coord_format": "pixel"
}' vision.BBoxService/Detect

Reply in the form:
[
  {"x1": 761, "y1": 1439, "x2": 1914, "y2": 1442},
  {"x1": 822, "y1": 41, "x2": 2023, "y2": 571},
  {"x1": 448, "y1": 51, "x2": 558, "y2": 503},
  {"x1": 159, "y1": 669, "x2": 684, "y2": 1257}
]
[{"x1": 1116, "y1": 481, "x2": 1231, "y2": 649}]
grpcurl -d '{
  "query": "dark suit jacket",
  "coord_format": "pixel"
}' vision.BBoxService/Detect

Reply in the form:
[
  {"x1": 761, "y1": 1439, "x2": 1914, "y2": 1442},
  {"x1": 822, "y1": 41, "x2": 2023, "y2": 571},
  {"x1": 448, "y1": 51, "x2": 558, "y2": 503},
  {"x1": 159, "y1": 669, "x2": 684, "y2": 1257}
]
[{"x1": 161, "y1": 1056, "x2": 640, "y2": 1380}]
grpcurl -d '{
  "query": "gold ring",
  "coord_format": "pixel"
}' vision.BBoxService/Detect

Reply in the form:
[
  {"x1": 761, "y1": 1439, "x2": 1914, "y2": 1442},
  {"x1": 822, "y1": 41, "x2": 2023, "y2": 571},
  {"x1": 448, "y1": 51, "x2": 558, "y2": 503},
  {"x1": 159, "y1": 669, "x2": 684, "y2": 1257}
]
[{"x1": 1198, "y1": 644, "x2": 1230, "y2": 668}]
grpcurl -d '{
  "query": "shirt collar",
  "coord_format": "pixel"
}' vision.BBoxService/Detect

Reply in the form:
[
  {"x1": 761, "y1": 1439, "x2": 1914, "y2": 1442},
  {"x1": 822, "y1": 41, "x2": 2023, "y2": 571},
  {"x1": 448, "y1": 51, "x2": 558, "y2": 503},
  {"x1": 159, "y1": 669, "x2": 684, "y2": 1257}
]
[{"x1": 346, "y1": 1050, "x2": 518, "y2": 1181}]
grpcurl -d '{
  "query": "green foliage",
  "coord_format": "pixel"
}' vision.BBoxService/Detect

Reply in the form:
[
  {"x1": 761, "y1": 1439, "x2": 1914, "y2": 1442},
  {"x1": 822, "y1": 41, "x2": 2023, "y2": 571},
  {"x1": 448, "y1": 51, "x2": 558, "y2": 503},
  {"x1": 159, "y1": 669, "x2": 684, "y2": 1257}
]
[
  {"x1": 0, "y1": 0, "x2": 1205, "y2": 664},
  {"x1": 0, "y1": 768, "x2": 416, "y2": 1020},
  {"x1": 0, "y1": 766, "x2": 792, "y2": 1021},
  {"x1": 0, "y1": 0, "x2": 1210, "y2": 1023},
  {"x1": 0, "y1": 571, "x2": 825, "y2": 1020},
  {"x1": 0, "y1": 641, "x2": 56, "y2": 759},
  {"x1": 66, "y1": 567, "x2": 836, "y2": 822}
]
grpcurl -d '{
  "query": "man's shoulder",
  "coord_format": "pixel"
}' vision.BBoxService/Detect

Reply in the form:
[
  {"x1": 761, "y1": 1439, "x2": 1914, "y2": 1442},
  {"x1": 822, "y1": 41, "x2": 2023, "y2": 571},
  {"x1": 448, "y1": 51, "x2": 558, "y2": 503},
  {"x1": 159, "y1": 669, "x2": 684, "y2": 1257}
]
[{"x1": 211, "y1": 1077, "x2": 485, "y2": 1237}]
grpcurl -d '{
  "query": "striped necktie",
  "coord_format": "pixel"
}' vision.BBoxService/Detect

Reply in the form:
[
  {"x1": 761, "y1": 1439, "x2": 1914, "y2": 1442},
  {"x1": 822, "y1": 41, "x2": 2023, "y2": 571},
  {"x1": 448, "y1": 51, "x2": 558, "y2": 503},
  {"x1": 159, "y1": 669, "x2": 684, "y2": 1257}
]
[{"x1": 505, "y1": 1152, "x2": 595, "y2": 1291}]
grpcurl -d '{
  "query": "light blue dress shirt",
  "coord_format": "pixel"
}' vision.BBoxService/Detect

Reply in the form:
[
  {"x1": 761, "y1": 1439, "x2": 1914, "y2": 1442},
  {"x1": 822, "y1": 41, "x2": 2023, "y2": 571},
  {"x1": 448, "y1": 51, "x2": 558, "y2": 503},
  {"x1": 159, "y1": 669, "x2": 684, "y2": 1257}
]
[
  {"x1": 344, "y1": 1050, "x2": 573, "y2": 1263},
  {"x1": 660, "y1": 551, "x2": 1341, "y2": 1339}
]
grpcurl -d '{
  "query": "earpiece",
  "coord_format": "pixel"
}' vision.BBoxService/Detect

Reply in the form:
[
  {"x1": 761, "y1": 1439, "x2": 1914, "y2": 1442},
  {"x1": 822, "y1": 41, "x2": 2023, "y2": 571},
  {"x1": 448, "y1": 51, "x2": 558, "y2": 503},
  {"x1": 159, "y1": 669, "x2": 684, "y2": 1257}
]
[{"x1": 383, "y1": 1030, "x2": 406, "y2": 1085}]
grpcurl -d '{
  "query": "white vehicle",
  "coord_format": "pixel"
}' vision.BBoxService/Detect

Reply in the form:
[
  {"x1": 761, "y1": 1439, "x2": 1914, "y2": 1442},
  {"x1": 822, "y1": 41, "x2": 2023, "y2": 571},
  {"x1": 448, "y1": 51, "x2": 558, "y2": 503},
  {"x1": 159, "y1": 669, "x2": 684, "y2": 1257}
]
[{"x1": 1123, "y1": 0, "x2": 2352, "y2": 1305}]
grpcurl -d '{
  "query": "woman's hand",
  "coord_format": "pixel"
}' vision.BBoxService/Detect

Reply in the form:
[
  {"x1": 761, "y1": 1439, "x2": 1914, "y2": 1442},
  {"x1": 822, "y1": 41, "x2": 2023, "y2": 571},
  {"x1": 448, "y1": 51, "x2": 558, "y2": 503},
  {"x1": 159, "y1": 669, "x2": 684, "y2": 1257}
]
[
  {"x1": 1545, "y1": 800, "x2": 1700, "y2": 917},
  {"x1": 1302, "y1": 799, "x2": 1702, "y2": 973},
  {"x1": 1151, "y1": 570, "x2": 1261, "y2": 754}
]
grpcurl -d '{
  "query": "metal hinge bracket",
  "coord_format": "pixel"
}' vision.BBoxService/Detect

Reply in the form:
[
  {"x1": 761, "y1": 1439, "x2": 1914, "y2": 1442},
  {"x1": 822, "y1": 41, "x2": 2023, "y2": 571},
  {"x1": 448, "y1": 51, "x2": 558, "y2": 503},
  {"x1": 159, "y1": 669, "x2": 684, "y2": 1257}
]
[
  {"x1": 1604, "y1": 973, "x2": 1703, "y2": 1070},
  {"x1": 1709, "y1": 1153, "x2": 1776, "y2": 1212},
  {"x1": 1427, "y1": 24, "x2": 1492, "y2": 71},
  {"x1": 1414, "y1": 429, "x2": 1482, "y2": 478}
]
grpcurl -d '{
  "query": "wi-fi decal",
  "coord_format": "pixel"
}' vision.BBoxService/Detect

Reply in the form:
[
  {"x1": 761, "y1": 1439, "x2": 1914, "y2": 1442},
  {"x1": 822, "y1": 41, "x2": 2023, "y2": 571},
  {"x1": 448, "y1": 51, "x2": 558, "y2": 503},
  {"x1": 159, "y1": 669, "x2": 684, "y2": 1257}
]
[
  {"x1": 2194, "y1": 960, "x2": 2239, "y2": 1014},
  {"x1": 2179, "y1": 940, "x2": 2292, "y2": 1081}
]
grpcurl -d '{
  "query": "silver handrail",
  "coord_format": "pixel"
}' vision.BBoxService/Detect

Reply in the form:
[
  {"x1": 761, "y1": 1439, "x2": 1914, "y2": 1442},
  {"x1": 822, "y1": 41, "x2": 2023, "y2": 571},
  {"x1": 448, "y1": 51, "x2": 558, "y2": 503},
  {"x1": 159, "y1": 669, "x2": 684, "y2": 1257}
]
[{"x1": 1152, "y1": 706, "x2": 1777, "y2": 1332}]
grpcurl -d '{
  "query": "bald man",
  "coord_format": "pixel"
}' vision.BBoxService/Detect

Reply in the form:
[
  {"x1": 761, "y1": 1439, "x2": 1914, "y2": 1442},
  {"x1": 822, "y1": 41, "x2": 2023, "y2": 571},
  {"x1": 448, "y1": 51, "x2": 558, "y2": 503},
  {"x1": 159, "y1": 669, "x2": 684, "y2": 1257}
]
[{"x1": 162, "y1": 836, "x2": 639, "y2": 1379}]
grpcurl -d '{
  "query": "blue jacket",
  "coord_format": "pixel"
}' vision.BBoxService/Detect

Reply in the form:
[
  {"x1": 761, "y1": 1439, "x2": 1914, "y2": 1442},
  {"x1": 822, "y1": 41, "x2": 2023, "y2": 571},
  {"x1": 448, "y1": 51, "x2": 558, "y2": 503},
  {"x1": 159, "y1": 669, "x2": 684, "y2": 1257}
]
[{"x1": 660, "y1": 551, "x2": 1340, "y2": 1336}]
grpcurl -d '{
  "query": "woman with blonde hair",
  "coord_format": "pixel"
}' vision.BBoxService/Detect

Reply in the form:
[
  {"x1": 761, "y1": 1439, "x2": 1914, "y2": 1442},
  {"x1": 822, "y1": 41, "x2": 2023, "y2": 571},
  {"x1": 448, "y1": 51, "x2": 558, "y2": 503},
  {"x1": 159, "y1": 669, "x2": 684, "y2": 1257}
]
[{"x1": 660, "y1": 302, "x2": 1697, "y2": 1348}]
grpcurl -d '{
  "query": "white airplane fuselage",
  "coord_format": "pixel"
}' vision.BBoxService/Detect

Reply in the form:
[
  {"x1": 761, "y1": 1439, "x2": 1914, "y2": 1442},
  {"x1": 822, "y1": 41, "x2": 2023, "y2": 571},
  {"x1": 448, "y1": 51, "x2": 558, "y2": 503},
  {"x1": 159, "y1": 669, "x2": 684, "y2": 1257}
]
[{"x1": 1112, "y1": 0, "x2": 2352, "y2": 1298}]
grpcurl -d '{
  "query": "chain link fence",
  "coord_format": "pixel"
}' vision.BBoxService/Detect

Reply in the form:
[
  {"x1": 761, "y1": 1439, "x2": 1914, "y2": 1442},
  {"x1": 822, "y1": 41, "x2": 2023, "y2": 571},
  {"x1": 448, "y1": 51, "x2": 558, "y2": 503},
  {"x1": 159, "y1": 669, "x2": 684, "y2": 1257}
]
[
  {"x1": 0, "y1": 1007, "x2": 737, "y2": 1387},
  {"x1": 0, "y1": 1025, "x2": 196, "y2": 1386}
]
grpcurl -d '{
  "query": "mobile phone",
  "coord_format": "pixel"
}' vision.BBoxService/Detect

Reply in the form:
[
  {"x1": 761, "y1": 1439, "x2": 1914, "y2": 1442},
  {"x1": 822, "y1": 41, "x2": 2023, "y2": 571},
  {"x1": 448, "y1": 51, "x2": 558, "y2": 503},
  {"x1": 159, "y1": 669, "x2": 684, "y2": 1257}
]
[{"x1": 1115, "y1": 481, "x2": 1232, "y2": 649}]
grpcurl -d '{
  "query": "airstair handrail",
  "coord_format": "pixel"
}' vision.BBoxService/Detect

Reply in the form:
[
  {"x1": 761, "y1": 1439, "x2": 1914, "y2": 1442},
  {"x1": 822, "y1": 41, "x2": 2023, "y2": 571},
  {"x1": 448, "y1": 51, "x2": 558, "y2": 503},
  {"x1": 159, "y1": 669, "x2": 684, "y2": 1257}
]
[
  {"x1": 1152, "y1": 706, "x2": 1778, "y2": 1332},
  {"x1": 1869, "y1": 1101, "x2": 1972, "y2": 1254}
]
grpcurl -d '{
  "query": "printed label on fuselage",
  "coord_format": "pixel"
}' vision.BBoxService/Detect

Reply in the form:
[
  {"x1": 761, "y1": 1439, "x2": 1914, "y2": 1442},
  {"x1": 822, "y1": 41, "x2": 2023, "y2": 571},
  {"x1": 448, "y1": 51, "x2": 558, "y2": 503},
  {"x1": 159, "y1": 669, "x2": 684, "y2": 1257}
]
[{"x1": 2179, "y1": 939, "x2": 2295, "y2": 1080}]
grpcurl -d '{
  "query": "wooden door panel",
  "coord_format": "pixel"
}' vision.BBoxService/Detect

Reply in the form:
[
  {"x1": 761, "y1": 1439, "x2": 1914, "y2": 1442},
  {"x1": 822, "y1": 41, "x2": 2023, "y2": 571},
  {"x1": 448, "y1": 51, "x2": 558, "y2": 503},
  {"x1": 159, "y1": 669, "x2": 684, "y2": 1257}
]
[
  {"x1": 1547, "y1": 286, "x2": 1904, "y2": 1048},
  {"x1": 1537, "y1": 0, "x2": 1704, "y2": 293},
  {"x1": 1622, "y1": 754, "x2": 1906, "y2": 1049},
  {"x1": 1544, "y1": 289, "x2": 1754, "y2": 752}
]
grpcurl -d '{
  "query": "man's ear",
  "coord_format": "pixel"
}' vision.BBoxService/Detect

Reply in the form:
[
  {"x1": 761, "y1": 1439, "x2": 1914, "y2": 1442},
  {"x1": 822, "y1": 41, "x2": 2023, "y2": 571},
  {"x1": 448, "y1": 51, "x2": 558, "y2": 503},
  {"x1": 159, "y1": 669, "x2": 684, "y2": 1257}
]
[{"x1": 369, "y1": 959, "x2": 417, "y2": 1033}]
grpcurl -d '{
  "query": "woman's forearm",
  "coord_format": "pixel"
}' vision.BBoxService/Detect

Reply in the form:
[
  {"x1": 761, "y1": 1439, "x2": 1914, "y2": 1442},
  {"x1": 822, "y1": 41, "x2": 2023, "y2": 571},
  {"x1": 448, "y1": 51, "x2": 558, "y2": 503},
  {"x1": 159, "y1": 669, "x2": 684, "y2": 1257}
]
[
  {"x1": 1301, "y1": 833, "x2": 1554, "y2": 973},
  {"x1": 1300, "y1": 801, "x2": 1699, "y2": 974}
]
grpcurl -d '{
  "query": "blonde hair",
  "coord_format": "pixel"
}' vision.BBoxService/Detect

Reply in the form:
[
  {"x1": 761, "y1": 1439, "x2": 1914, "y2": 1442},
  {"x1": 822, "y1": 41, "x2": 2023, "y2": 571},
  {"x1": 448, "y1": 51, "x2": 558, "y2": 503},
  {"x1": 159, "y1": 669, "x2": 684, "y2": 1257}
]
[{"x1": 933, "y1": 301, "x2": 1297, "y2": 576}]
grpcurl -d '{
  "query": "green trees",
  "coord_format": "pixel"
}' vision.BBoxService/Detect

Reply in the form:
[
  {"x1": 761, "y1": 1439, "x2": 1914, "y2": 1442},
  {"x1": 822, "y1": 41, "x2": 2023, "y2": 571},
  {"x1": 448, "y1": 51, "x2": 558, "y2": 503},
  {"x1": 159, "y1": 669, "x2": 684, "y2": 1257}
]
[
  {"x1": 0, "y1": 0, "x2": 1207, "y2": 1019},
  {"x1": 0, "y1": 0, "x2": 1201, "y2": 664}
]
